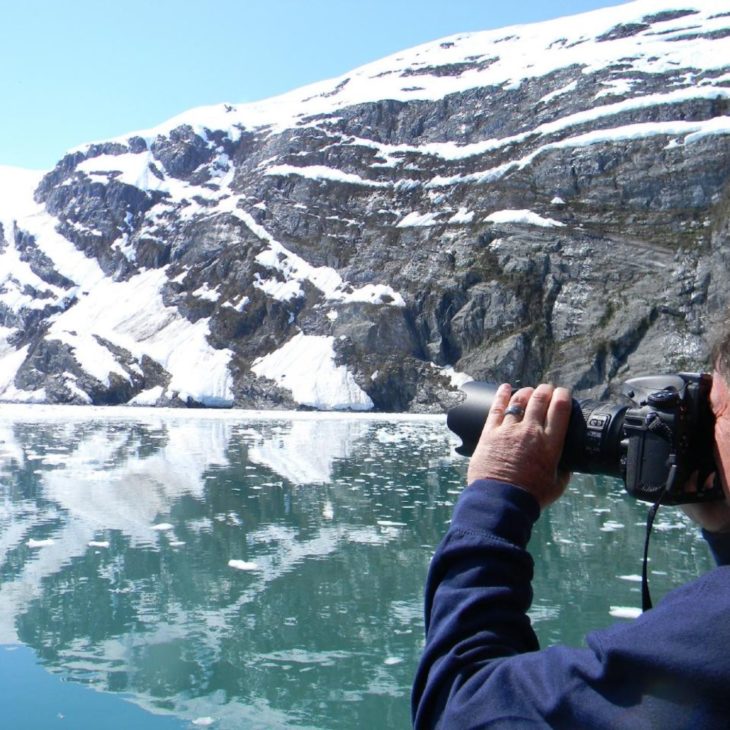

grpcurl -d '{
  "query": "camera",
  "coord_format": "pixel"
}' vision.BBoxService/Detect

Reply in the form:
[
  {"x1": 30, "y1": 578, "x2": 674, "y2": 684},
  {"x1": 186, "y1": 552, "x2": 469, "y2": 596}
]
[{"x1": 447, "y1": 372, "x2": 722, "y2": 505}]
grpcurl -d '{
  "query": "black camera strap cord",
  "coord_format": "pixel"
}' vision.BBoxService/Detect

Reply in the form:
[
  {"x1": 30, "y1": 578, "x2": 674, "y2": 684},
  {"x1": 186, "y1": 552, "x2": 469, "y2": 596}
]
[{"x1": 640, "y1": 465, "x2": 676, "y2": 612}]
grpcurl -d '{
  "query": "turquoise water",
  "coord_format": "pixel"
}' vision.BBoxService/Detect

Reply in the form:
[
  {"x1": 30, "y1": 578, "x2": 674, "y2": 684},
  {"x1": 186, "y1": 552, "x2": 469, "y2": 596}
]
[{"x1": 0, "y1": 407, "x2": 715, "y2": 729}]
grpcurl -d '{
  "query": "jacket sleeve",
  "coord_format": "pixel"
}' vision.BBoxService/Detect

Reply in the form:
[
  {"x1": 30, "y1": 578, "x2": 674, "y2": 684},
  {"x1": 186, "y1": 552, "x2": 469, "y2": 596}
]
[
  {"x1": 411, "y1": 480, "x2": 730, "y2": 729},
  {"x1": 411, "y1": 479, "x2": 545, "y2": 727}
]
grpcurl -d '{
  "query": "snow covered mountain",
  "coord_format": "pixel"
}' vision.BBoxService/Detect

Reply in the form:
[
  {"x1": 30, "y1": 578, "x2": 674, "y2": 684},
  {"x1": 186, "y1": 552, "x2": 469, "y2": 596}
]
[{"x1": 1, "y1": 0, "x2": 729, "y2": 410}]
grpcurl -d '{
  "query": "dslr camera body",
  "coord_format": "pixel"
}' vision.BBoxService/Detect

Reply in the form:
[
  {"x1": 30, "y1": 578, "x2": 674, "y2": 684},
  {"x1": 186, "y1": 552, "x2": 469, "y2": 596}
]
[{"x1": 448, "y1": 372, "x2": 721, "y2": 505}]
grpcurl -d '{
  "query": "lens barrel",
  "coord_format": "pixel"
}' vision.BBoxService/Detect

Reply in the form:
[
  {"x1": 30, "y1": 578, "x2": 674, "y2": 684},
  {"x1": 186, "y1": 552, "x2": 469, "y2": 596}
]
[{"x1": 447, "y1": 381, "x2": 627, "y2": 478}]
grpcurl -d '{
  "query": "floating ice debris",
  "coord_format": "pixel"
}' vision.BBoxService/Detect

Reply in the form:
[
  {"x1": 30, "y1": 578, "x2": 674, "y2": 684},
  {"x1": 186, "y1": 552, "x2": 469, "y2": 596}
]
[
  {"x1": 377, "y1": 520, "x2": 406, "y2": 527},
  {"x1": 88, "y1": 541, "x2": 110, "y2": 548},
  {"x1": 654, "y1": 521, "x2": 686, "y2": 532},
  {"x1": 618, "y1": 575, "x2": 642, "y2": 582},
  {"x1": 152, "y1": 522, "x2": 174, "y2": 531},
  {"x1": 192, "y1": 719, "x2": 215, "y2": 727},
  {"x1": 27, "y1": 538, "x2": 54, "y2": 548},
  {"x1": 228, "y1": 560, "x2": 260, "y2": 571},
  {"x1": 384, "y1": 657, "x2": 403, "y2": 666},
  {"x1": 609, "y1": 606, "x2": 642, "y2": 619},
  {"x1": 600, "y1": 521, "x2": 624, "y2": 532}
]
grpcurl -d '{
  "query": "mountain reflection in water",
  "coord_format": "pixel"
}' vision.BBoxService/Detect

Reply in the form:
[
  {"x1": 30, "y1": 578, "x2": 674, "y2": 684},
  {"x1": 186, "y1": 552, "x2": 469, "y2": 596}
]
[
  {"x1": 0, "y1": 407, "x2": 458, "y2": 729},
  {"x1": 0, "y1": 406, "x2": 716, "y2": 729}
]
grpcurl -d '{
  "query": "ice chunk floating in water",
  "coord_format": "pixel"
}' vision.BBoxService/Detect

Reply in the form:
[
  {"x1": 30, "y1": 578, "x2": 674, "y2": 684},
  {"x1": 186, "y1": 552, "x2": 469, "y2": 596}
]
[{"x1": 228, "y1": 560, "x2": 260, "y2": 571}]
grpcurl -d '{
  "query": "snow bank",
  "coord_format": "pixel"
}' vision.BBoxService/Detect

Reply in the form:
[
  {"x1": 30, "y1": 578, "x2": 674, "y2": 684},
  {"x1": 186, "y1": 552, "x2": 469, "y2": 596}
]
[
  {"x1": 251, "y1": 333, "x2": 374, "y2": 411},
  {"x1": 264, "y1": 164, "x2": 389, "y2": 188},
  {"x1": 47, "y1": 268, "x2": 234, "y2": 406},
  {"x1": 486, "y1": 210, "x2": 565, "y2": 227}
]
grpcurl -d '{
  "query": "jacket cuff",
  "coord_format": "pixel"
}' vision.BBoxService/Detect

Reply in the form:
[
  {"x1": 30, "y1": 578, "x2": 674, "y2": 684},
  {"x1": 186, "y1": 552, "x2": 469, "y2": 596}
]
[{"x1": 450, "y1": 479, "x2": 540, "y2": 548}]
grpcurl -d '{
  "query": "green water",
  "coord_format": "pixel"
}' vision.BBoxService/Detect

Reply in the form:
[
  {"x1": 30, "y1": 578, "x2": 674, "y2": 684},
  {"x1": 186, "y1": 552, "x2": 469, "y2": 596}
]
[{"x1": 0, "y1": 407, "x2": 715, "y2": 729}]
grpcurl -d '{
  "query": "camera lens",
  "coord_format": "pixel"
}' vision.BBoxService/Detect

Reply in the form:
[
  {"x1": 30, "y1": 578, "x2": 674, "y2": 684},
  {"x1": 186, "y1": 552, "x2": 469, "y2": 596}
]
[
  {"x1": 562, "y1": 400, "x2": 628, "y2": 477},
  {"x1": 447, "y1": 383, "x2": 627, "y2": 478},
  {"x1": 446, "y1": 382, "x2": 499, "y2": 457}
]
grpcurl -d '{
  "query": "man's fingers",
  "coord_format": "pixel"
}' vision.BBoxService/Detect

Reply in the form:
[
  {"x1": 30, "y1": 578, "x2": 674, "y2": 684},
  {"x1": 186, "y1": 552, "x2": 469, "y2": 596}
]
[
  {"x1": 545, "y1": 387, "x2": 573, "y2": 442},
  {"x1": 523, "y1": 384, "x2": 553, "y2": 425},
  {"x1": 484, "y1": 383, "x2": 571, "y2": 439},
  {"x1": 484, "y1": 383, "x2": 512, "y2": 429},
  {"x1": 507, "y1": 387, "x2": 534, "y2": 416},
  {"x1": 467, "y1": 381, "x2": 573, "y2": 505}
]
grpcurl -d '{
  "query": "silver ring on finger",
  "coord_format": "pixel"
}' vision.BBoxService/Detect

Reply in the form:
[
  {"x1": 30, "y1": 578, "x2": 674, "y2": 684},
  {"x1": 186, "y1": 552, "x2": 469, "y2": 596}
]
[{"x1": 504, "y1": 404, "x2": 525, "y2": 420}]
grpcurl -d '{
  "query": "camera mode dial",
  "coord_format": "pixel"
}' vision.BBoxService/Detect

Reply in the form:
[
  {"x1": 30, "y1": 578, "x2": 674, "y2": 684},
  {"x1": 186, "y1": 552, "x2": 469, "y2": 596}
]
[{"x1": 647, "y1": 389, "x2": 680, "y2": 408}]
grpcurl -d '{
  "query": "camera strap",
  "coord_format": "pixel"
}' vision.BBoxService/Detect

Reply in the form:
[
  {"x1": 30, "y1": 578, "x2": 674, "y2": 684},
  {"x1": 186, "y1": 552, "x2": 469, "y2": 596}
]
[{"x1": 640, "y1": 464, "x2": 675, "y2": 612}]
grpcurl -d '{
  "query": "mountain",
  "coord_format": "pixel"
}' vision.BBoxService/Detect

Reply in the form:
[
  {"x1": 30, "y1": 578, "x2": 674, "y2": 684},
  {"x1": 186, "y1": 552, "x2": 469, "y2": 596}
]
[{"x1": 1, "y1": 0, "x2": 729, "y2": 411}]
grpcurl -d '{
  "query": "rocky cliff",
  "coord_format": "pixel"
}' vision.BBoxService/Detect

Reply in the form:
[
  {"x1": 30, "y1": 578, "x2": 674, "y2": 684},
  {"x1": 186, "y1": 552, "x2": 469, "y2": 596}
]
[{"x1": 1, "y1": 0, "x2": 729, "y2": 411}]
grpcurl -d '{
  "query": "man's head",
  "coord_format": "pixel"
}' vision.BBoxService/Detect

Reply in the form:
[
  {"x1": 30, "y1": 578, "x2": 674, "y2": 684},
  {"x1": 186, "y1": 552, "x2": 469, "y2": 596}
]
[
  {"x1": 680, "y1": 320, "x2": 730, "y2": 532},
  {"x1": 709, "y1": 318, "x2": 730, "y2": 512}
]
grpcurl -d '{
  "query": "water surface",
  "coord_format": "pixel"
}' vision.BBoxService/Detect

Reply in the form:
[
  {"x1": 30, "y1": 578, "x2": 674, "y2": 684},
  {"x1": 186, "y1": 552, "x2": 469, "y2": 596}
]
[{"x1": 0, "y1": 406, "x2": 715, "y2": 728}]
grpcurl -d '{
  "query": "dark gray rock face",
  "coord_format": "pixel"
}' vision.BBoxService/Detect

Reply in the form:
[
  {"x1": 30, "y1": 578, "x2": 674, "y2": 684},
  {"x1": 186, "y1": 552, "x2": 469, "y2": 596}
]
[{"x1": 1, "y1": 1, "x2": 729, "y2": 409}]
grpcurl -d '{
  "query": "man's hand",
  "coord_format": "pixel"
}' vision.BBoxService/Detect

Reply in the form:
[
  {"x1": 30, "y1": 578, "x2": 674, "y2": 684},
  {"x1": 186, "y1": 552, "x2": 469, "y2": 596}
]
[{"x1": 467, "y1": 383, "x2": 573, "y2": 509}]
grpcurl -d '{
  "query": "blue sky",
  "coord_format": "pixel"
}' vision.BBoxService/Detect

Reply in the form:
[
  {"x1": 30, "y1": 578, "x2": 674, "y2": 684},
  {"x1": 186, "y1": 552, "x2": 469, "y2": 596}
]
[{"x1": 2, "y1": 0, "x2": 630, "y2": 170}]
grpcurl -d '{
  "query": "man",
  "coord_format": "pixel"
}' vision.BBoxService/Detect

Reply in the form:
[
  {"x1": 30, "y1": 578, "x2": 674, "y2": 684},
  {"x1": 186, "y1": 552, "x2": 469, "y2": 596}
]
[{"x1": 412, "y1": 335, "x2": 730, "y2": 727}]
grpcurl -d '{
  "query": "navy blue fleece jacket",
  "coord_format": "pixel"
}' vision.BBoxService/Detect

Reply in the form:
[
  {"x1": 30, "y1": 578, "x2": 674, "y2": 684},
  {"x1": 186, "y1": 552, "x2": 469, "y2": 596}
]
[{"x1": 412, "y1": 479, "x2": 730, "y2": 729}]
